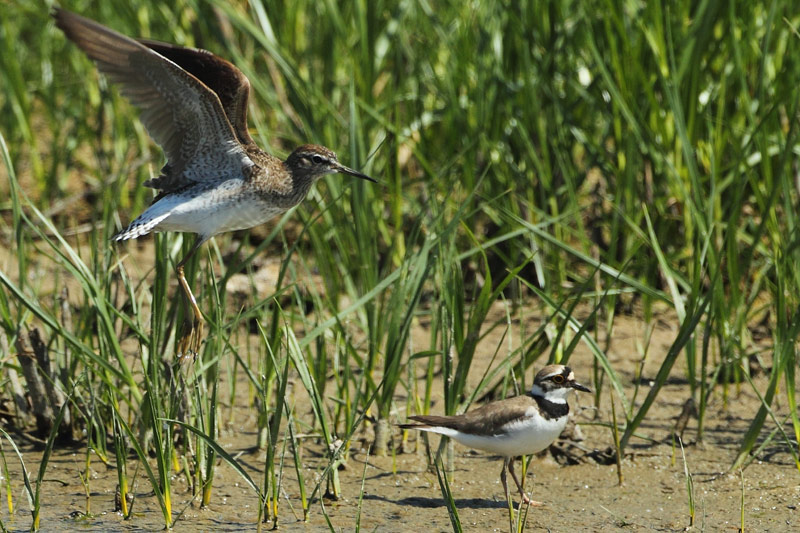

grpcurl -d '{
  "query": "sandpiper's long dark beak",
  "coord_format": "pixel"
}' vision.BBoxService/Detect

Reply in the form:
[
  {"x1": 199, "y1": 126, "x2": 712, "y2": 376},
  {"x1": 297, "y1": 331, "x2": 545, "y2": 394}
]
[
  {"x1": 335, "y1": 163, "x2": 377, "y2": 183},
  {"x1": 570, "y1": 380, "x2": 591, "y2": 393}
]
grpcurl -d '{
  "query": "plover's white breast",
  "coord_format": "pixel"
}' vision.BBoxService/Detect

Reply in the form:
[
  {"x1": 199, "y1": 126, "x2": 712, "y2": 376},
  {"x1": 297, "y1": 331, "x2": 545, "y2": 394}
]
[{"x1": 421, "y1": 406, "x2": 568, "y2": 458}]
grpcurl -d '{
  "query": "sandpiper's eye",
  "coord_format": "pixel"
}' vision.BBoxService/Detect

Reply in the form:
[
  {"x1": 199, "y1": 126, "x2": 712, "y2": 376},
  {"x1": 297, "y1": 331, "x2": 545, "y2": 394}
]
[
  {"x1": 311, "y1": 155, "x2": 326, "y2": 165},
  {"x1": 552, "y1": 375, "x2": 565, "y2": 384}
]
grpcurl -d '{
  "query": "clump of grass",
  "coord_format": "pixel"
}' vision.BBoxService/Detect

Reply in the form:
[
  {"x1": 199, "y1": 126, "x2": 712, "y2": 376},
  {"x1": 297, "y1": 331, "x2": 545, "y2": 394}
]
[
  {"x1": 372, "y1": 228, "x2": 432, "y2": 455},
  {"x1": 740, "y1": 470, "x2": 746, "y2": 533},
  {"x1": 678, "y1": 437, "x2": 695, "y2": 528},
  {"x1": 432, "y1": 449, "x2": 462, "y2": 533},
  {"x1": 353, "y1": 446, "x2": 370, "y2": 533},
  {"x1": 0, "y1": 388, "x2": 71, "y2": 532}
]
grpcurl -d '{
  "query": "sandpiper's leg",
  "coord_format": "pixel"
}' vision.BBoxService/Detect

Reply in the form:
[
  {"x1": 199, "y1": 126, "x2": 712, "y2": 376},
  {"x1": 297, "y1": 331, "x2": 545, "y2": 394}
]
[
  {"x1": 175, "y1": 236, "x2": 206, "y2": 360},
  {"x1": 508, "y1": 457, "x2": 544, "y2": 506}
]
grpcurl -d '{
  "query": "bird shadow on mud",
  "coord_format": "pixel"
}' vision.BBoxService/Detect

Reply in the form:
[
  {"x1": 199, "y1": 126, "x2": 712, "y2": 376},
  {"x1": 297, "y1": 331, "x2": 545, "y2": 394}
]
[{"x1": 361, "y1": 493, "x2": 510, "y2": 510}]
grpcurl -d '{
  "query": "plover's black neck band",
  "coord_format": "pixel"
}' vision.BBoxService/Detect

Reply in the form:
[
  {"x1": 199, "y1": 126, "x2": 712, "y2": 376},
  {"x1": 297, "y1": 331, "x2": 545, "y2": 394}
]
[{"x1": 529, "y1": 392, "x2": 569, "y2": 420}]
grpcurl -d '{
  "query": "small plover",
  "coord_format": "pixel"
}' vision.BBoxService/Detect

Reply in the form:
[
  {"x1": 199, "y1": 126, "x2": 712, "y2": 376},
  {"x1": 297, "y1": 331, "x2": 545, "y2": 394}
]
[{"x1": 400, "y1": 364, "x2": 590, "y2": 505}]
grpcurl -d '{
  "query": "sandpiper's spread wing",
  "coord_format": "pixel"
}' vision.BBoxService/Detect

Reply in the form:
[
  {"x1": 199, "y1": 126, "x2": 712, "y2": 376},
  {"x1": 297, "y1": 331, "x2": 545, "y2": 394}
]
[
  {"x1": 405, "y1": 395, "x2": 539, "y2": 436},
  {"x1": 137, "y1": 39, "x2": 255, "y2": 148},
  {"x1": 53, "y1": 8, "x2": 253, "y2": 193}
]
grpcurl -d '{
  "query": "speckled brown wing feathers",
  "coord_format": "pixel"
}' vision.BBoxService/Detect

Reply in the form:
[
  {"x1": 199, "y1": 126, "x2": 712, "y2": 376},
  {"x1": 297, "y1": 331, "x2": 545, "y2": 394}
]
[
  {"x1": 401, "y1": 395, "x2": 539, "y2": 436},
  {"x1": 53, "y1": 8, "x2": 249, "y2": 193},
  {"x1": 137, "y1": 39, "x2": 256, "y2": 148}
]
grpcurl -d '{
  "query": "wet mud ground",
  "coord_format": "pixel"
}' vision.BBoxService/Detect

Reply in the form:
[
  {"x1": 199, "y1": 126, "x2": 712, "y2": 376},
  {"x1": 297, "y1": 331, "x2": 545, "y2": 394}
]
[{"x1": 2, "y1": 311, "x2": 798, "y2": 531}]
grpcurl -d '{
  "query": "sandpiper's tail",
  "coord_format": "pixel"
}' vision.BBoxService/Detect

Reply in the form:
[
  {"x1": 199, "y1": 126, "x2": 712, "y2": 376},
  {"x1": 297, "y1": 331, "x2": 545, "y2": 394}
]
[{"x1": 112, "y1": 212, "x2": 171, "y2": 242}]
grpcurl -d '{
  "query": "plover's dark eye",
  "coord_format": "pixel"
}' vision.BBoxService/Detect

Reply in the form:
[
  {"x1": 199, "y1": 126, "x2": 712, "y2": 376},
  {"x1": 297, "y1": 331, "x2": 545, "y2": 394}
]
[
  {"x1": 311, "y1": 155, "x2": 325, "y2": 165},
  {"x1": 552, "y1": 375, "x2": 565, "y2": 384}
]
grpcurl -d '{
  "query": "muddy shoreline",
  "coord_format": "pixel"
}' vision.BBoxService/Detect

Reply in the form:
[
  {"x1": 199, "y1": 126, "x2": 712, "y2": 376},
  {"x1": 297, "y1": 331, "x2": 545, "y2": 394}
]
[{"x1": 2, "y1": 313, "x2": 797, "y2": 531}]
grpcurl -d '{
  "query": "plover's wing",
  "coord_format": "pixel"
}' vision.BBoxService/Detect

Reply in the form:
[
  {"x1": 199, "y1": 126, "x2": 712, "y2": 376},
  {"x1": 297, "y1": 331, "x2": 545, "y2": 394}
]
[
  {"x1": 137, "y1": 39, "x2": 255, "y2": 148},
  {"x1": 400, "y1": 414, "x2": 461, "y2": 430},
  {"x1": 404, "y1": 396, "x2": 538, "y2": 436},
  {"x1": 54, "y1": 8, "x2": 253, "y2": 193}
]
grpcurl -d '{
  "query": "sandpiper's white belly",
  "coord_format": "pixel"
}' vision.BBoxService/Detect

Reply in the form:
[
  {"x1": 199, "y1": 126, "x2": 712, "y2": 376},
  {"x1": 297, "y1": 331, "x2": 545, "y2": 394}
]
[
  {"x1": 137, "y1": 179, "x2": 287, "y2": 237},
  {"x1": 428, "y1": 408, "x2": 568, "y2": 457}
]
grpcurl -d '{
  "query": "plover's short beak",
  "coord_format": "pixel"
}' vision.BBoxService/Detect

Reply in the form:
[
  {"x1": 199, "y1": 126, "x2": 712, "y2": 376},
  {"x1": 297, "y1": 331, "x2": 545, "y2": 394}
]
[
  {"x1": 571, "y1": 381, "x2": 591, "y2": 393},
  {"x1": 335, "y1": 163, "x2": 377, "y2": 183}
]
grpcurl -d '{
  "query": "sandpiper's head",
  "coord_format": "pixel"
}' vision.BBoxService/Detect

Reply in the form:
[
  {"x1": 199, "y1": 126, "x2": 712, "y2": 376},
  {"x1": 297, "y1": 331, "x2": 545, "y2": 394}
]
[
  {"x1": 531, "y1": 364, "x2": 591, "y2": 401},
  {"x1": 285, "y1": 144, "x2": 375, "y2": 183}
]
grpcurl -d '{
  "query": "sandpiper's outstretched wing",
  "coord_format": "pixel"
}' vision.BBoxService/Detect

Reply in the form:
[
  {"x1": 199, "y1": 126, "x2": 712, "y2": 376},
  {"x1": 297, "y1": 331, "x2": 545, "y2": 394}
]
[
  {"x1": 137, "y1": 39, "x2": 256, "y2": 148},
  {"x1": 53, "y1": 8, "x2": 254, "y2": 193}
]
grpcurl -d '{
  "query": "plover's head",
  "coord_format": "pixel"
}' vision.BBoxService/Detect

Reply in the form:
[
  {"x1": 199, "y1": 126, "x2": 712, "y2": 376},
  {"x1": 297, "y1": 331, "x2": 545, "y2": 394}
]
[{"x1": 530, "y1": 364, "x2": 591, "y2": 402}]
